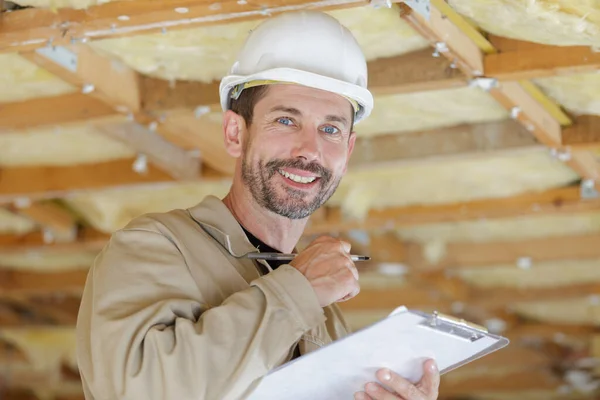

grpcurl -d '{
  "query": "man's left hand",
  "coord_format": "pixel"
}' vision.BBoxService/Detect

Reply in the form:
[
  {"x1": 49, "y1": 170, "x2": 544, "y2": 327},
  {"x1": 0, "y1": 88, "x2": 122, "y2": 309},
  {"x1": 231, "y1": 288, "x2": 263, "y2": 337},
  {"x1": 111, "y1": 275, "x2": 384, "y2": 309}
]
[{"x1": 354, "y1": 359, "x2": 440, "y2": 400}]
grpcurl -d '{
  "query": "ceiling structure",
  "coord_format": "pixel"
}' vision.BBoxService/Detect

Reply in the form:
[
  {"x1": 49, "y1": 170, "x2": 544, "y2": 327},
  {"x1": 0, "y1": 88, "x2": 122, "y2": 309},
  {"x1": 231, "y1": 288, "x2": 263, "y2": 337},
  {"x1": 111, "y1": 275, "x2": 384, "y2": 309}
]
[{"x1": 0, "y1": 0, "x2": 600, "y2": 399}]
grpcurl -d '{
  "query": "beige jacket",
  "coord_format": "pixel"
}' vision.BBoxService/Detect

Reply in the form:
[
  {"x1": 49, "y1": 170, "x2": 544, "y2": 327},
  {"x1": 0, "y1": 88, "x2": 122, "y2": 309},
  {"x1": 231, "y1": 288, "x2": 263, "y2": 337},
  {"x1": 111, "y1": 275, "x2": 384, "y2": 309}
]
[{"x1": 76, "y1": 195, "x2": 351, "y2": 400}]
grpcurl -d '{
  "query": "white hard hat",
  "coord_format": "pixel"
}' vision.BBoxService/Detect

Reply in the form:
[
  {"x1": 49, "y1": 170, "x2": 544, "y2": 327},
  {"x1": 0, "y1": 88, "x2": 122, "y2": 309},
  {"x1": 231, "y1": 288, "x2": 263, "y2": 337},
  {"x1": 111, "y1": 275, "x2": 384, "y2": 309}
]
[{"x1": 219, "y1": 11, "x2": 374, "y2": 124}]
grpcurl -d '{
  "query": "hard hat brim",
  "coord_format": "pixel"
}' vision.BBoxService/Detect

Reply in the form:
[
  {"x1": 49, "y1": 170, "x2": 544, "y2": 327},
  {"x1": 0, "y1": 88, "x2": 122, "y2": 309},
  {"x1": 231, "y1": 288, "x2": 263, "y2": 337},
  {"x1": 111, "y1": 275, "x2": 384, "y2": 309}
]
[{"x1": 219, "y1": 68, "x2": 373, "y2": 124}]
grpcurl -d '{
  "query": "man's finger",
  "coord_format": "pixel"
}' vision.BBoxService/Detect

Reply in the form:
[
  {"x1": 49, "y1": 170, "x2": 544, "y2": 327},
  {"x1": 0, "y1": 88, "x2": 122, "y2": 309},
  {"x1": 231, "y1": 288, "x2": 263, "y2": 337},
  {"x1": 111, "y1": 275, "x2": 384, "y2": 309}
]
[
  {"x1": 418, "y1": 359, "x2": 440, "y2": 398},
  {"x1": 354, "y1": 391, "x2": 375, "y2": 400},
  {"x1": 340, "y1": 239, "x2": 352, "y2": 254},
  {"x1": 363, "y1": 382, "x2": 400, "y2": 400},
  {"x1": 375, "y1": 369, "x2": 426, "y2": 400}
]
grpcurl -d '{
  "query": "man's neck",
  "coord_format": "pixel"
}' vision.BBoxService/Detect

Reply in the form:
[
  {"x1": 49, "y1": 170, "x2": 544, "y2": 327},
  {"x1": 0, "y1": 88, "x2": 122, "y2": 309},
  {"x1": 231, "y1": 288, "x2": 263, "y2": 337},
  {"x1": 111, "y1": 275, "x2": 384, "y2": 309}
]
[{"x1": 222, "y1": 186, "x2": 308, "y2": 253}]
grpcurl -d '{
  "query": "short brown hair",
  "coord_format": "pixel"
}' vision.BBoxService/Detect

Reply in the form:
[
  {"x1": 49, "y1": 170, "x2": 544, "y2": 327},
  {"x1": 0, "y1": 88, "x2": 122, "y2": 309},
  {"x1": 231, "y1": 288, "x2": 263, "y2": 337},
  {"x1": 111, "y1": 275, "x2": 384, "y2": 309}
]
[{"x1": 229, "y1": 85, "x2": 270, "y2": 128}]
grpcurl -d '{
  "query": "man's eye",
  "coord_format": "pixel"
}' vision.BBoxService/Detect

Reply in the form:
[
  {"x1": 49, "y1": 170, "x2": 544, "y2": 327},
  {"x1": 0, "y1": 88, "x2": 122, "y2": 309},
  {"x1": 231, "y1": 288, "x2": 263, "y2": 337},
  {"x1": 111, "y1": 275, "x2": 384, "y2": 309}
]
[
  {"x1": 277, "y1": 117, "x2": 294, "y2": 126},
  {"x1": 321, "y1": 125, "x2": 340, "y2": 135}
]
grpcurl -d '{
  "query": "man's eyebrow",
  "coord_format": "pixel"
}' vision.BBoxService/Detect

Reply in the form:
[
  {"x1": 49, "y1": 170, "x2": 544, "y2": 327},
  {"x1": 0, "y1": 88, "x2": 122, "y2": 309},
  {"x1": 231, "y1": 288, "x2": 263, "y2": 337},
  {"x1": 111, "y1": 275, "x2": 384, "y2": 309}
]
[
  {"x1": 325, "y1": 115, "x2": 349, "y2": 126},
  {"x1": 268, "y1": 106, "x2": 302, "y2": 116}
]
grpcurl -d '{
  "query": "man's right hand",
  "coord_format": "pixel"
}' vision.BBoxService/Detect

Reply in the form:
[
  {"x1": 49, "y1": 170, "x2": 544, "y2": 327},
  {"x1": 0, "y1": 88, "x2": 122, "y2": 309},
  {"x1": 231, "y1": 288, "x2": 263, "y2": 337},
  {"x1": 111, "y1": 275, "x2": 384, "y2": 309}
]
[{"x1": 289, "y1": 236, "x2": 360, "y2": 307}]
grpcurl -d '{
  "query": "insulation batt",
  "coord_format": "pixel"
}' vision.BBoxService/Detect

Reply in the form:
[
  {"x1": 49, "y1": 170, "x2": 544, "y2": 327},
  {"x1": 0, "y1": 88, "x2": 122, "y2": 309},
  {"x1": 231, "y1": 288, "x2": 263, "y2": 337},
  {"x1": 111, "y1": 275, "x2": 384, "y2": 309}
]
[
  {"x1": 0, "y1": 54, "x2": 75, "y2": 103},
  {"x1": 0, "y1": 125, "x2": 135, "y2": 167},
  {"x1": 449, "y1": 0, "x2": 600, "y2": 47},
  {"x1": 535, "y1": 72, "x2": 600, "y2": 116},
  {"x1": 89, "y1": 7, "x2": 429, "y2": 82}
]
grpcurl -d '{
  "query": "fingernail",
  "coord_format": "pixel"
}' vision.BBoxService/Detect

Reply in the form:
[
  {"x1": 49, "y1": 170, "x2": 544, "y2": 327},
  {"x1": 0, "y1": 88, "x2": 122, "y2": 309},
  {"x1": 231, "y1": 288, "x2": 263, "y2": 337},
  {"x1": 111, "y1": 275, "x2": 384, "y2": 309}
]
[
  {"x1": 429, "y1": 360, "x2": 438, "y2": 372},
  {"x1": 366, "y1": 383, "x2": 380, "y2": 393},
  {"x1": 354, "y1": 392, "x2": 366, "y2": 400},
  {"x1": 380, "y1": 368, "x2": 391, "y2": 381}
]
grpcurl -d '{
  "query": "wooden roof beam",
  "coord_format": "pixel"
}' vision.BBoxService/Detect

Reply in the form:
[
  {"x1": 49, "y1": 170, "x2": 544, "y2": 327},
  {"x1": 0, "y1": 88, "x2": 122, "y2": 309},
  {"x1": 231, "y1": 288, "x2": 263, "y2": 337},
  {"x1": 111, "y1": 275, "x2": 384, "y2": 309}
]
[
  {"x1": 6, "y1": 201, "x2": 78, "y2": 243},
  {"x1": 21, "y1": 44, "x2": 141, "y2": 113},
  {"x1": 95, "y1": 122, "x2": 203, "y2": 180},
  {"x1": 0, "y1": 0, "x2": 400, "y2": 53},
  {"x1": 350, "y1": 119, "x2": 540, "y2": 170},
  {"x1": 398, "y1": 2, "x2": 600, "y2": 190},
  {"x1": 0, "y1": 158, "x2": 225, "y2": 203},
  {"x1": 305, "y1": 185, "x2": 600, "y2": 234},
  {"x1": 369, "y1": 232, "x2": 600, "y2": 270},
  {"x1": 485, "y1": 36, "x2": 600, "y2": 80},
  {"x1": 0, "y1": 227, "x2": 107, "y2": 254},
  {"x1": 340, "y1": 282, "x2": 600, "y2": 312}
]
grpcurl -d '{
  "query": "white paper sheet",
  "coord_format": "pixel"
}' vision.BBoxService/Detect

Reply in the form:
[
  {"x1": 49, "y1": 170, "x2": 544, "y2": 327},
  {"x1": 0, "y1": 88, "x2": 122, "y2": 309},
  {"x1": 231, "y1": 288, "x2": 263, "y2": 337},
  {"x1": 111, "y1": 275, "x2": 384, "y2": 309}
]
[{"x1": 247, "y1": 307, "x2": 506, "y2": 399}]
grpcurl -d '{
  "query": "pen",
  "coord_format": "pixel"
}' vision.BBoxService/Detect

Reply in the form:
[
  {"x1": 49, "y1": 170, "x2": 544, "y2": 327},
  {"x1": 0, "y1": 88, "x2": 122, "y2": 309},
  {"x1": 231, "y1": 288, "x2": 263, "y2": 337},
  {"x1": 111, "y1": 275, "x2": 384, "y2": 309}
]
[{"x1": 246, "y1": 252, "x2": 371, "y2": 262}]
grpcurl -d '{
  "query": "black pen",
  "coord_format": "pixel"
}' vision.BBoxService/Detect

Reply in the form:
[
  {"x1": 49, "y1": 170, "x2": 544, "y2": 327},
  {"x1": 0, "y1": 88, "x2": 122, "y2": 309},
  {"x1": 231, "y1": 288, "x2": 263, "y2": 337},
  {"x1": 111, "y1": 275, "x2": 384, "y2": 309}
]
[{"x1": 246, "y1": 252, "x2": 370, "y2": 262}]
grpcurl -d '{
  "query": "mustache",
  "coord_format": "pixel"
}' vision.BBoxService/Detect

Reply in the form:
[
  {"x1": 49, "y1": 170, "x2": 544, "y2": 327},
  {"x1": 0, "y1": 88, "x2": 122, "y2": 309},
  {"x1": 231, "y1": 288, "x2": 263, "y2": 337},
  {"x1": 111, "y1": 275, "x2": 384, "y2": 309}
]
[{"x1": 265, "y1": 158, "x2": 332, "y2": 181}]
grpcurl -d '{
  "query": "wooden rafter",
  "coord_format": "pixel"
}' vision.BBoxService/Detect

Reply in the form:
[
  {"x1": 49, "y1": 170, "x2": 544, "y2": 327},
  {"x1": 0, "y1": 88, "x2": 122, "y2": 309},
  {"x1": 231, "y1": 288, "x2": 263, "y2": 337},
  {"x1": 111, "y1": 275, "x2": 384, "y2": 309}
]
[
  {"x1": 95, "y1": 122, "x2": 203, "y2": 180},
  {"x1": 487, "y1": 34, "x2": 600, "y2": 79},
  {"x1": 305, "y1": 185, "x2": 600, "y2": 234},
  {"x1": 339, "y1": 281, "x2": 600, "y2": 312},
  {"x1": 0, "y1": 93, "x2": 119, "y2": 132},
  {"x1": 0, "y1": 0, "x2": 395, "y2": 53},
  {"x1": 349, "y1": 119, "x2": 540, "y2": 170},
  {"x1": 0, "y1": 158, "x2": 223, "y2": 202},
  {"x1": 398, "y1": 2, "x2": 600, "y2": 191},
  {"x1": 368, "y1": 231, "x2": 600, "y2": 270},
  {"x1": 21, "y1": 44, "x2": 141, "y2": 112},
  {"x1": 7, "y1": 201, "x2": 77, "y2": 241},
  {"x1": 0, "y1": 227, "x2": 107, "y2": 254}
]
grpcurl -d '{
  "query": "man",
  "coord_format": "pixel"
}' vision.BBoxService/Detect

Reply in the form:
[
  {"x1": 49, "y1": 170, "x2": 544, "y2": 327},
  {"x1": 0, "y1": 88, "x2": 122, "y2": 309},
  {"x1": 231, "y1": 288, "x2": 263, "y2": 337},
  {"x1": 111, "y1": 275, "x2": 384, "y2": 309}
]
[{"x1": 76, "y1": 10, "x2": 440, "y2": 400}]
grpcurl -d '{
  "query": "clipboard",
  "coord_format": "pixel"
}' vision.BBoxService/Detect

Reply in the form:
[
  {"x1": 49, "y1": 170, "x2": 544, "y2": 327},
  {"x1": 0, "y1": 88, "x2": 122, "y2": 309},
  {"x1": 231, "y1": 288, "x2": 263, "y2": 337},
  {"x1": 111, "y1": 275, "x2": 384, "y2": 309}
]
[{"x1": 247, "y1": 306, "x2": 509, "y2": 399}]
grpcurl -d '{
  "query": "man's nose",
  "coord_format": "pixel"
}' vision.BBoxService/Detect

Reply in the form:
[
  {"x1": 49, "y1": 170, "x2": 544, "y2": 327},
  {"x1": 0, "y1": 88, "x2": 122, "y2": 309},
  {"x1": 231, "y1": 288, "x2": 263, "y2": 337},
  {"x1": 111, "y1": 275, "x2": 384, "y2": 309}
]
[{"x1": 290, "y1": 128, "x2": 320, "y2": 162}]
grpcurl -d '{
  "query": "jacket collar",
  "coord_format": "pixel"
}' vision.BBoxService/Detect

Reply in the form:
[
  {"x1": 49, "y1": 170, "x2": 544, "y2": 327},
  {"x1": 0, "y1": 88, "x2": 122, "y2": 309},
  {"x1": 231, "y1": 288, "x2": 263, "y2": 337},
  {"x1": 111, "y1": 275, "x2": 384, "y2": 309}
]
[{"x1": 186, "y1": 195, "x2": 259, "y2": 258}]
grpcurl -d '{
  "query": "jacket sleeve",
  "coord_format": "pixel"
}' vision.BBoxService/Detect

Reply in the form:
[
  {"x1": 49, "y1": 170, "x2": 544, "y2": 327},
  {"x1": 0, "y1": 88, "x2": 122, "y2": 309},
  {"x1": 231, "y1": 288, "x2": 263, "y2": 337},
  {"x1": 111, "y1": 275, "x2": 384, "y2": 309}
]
[{"x1": 76, "y1": 222, "x2": 326, "y2": 400}]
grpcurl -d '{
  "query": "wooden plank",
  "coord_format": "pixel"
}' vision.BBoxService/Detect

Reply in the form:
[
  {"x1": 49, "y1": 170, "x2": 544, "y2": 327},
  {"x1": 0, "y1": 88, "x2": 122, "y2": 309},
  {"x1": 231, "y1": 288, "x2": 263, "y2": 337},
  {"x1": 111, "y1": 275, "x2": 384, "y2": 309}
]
[
  {"x1": 0, "y1": 0, "x2": 380, "y2": 53},
  {"x1": 139, "y1": 76, "x2": 221, "y2": 112},
  {"x1": 0, "y1": 158, "x2": 177, "y2": 201},
  {"x1": 405, "y1": 233, "x2": 600, "y2": 270},
  {"x1": 8, "y1": 201, "x2": 77, "y2": 240},
  {"x1": 399, "y1": 2, "x2": 484, "y2": 76},
  {"x1": 305, "y1": 185, "x2": 600, "y2": 234},
  {"x1": 350, "y1": 119, "x2": 541, "y2": 170},
  {"x1": 0, "y1": 269, "x2": 88, "y2": 295},
  {"x1": 366, "y1": 48, "x2": 466, "y2": 96},
  {"x1": 156, "y1": 110, "x2": 236, "y2": 175},
  {"x1": 95, "y1": 122, "x2": 203, "y2": 180},
  {"x1": 0, "y1": 93, "x2": 117, "y2": 131},
  {"x1": 563, "y1": 115, "x2": 600, "y2": 148},
  {"x1": 485, "y1": 43, "x2": 600, "y2": 81},
  {"x1": 488, "y1": 81, "x2": 563, "y2": 147},
  {"x1": 341, "y1": 282, "x2": 600, "y2": 311},
  {"x1": 0, "y1": 227, "x2": 108, "y2": 254},
  {"x1": 21, "y1": 44, "x2": 141, "y2": 112}
]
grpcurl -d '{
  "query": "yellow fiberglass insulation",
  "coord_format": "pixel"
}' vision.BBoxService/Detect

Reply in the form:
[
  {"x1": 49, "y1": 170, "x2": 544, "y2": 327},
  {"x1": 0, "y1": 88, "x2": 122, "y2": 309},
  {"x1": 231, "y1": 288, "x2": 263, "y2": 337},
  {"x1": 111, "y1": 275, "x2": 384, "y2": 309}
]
[
  {"x1": 449, "y1": 0, "x2": 600, "y2": 47},
  {"x1": 535, "y1": 72, "x2": 600, "y2": 116},
  {"x1": 89, "y1": 6, "x2": 429, "y2": 82},
  {"x1": 0, "y1": 54, "x2": 75, "y2": 104}
]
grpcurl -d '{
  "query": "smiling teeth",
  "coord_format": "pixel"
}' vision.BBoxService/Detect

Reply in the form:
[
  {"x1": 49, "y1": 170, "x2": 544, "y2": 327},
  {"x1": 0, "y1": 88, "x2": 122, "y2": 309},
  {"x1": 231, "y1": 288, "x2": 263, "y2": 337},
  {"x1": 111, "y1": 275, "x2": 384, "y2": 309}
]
[{"x1": 279, "y1": 170, "x2": 316, "y2": 184}]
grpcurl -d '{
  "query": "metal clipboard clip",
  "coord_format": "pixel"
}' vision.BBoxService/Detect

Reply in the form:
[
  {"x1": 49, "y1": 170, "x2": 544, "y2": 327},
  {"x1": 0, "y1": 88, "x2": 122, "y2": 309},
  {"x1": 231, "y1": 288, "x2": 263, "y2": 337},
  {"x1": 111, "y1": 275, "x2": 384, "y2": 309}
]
[{"x1": 418, "y1": 311, "x2": 488, "y2": 342}]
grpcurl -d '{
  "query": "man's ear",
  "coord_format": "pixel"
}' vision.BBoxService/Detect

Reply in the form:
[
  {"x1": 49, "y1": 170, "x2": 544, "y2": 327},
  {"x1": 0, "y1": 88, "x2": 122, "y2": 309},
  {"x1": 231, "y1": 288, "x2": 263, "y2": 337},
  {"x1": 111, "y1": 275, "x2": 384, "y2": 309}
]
[
  {"x1": 342, "y1": 130, "x2": 357, "y2": 174},
  {"x1": 223, "y1": 110, "x2": 246, "y2": 158}
]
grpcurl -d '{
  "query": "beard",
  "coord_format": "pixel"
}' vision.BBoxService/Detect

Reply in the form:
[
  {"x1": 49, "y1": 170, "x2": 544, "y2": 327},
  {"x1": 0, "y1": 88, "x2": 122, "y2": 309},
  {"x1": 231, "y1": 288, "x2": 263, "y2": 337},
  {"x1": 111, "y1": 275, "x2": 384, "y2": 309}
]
[{"x1": 241, "y1": 153, "x2": 341, "y2": 219}]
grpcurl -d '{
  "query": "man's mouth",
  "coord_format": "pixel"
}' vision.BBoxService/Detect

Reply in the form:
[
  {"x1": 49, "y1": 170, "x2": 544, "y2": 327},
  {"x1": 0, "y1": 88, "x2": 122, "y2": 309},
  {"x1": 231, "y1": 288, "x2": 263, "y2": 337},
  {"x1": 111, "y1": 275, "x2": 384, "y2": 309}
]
[{"x1": 278, "y1": 169, "x2": 318, "y2": 184}]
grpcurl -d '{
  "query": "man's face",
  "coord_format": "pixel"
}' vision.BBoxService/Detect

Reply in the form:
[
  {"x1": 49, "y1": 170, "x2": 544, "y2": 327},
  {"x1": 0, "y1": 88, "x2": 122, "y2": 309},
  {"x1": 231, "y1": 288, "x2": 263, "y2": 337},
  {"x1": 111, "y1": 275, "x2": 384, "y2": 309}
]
[{"x1": 240, "y1": 84, "x2": 356, "y2": 219}]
